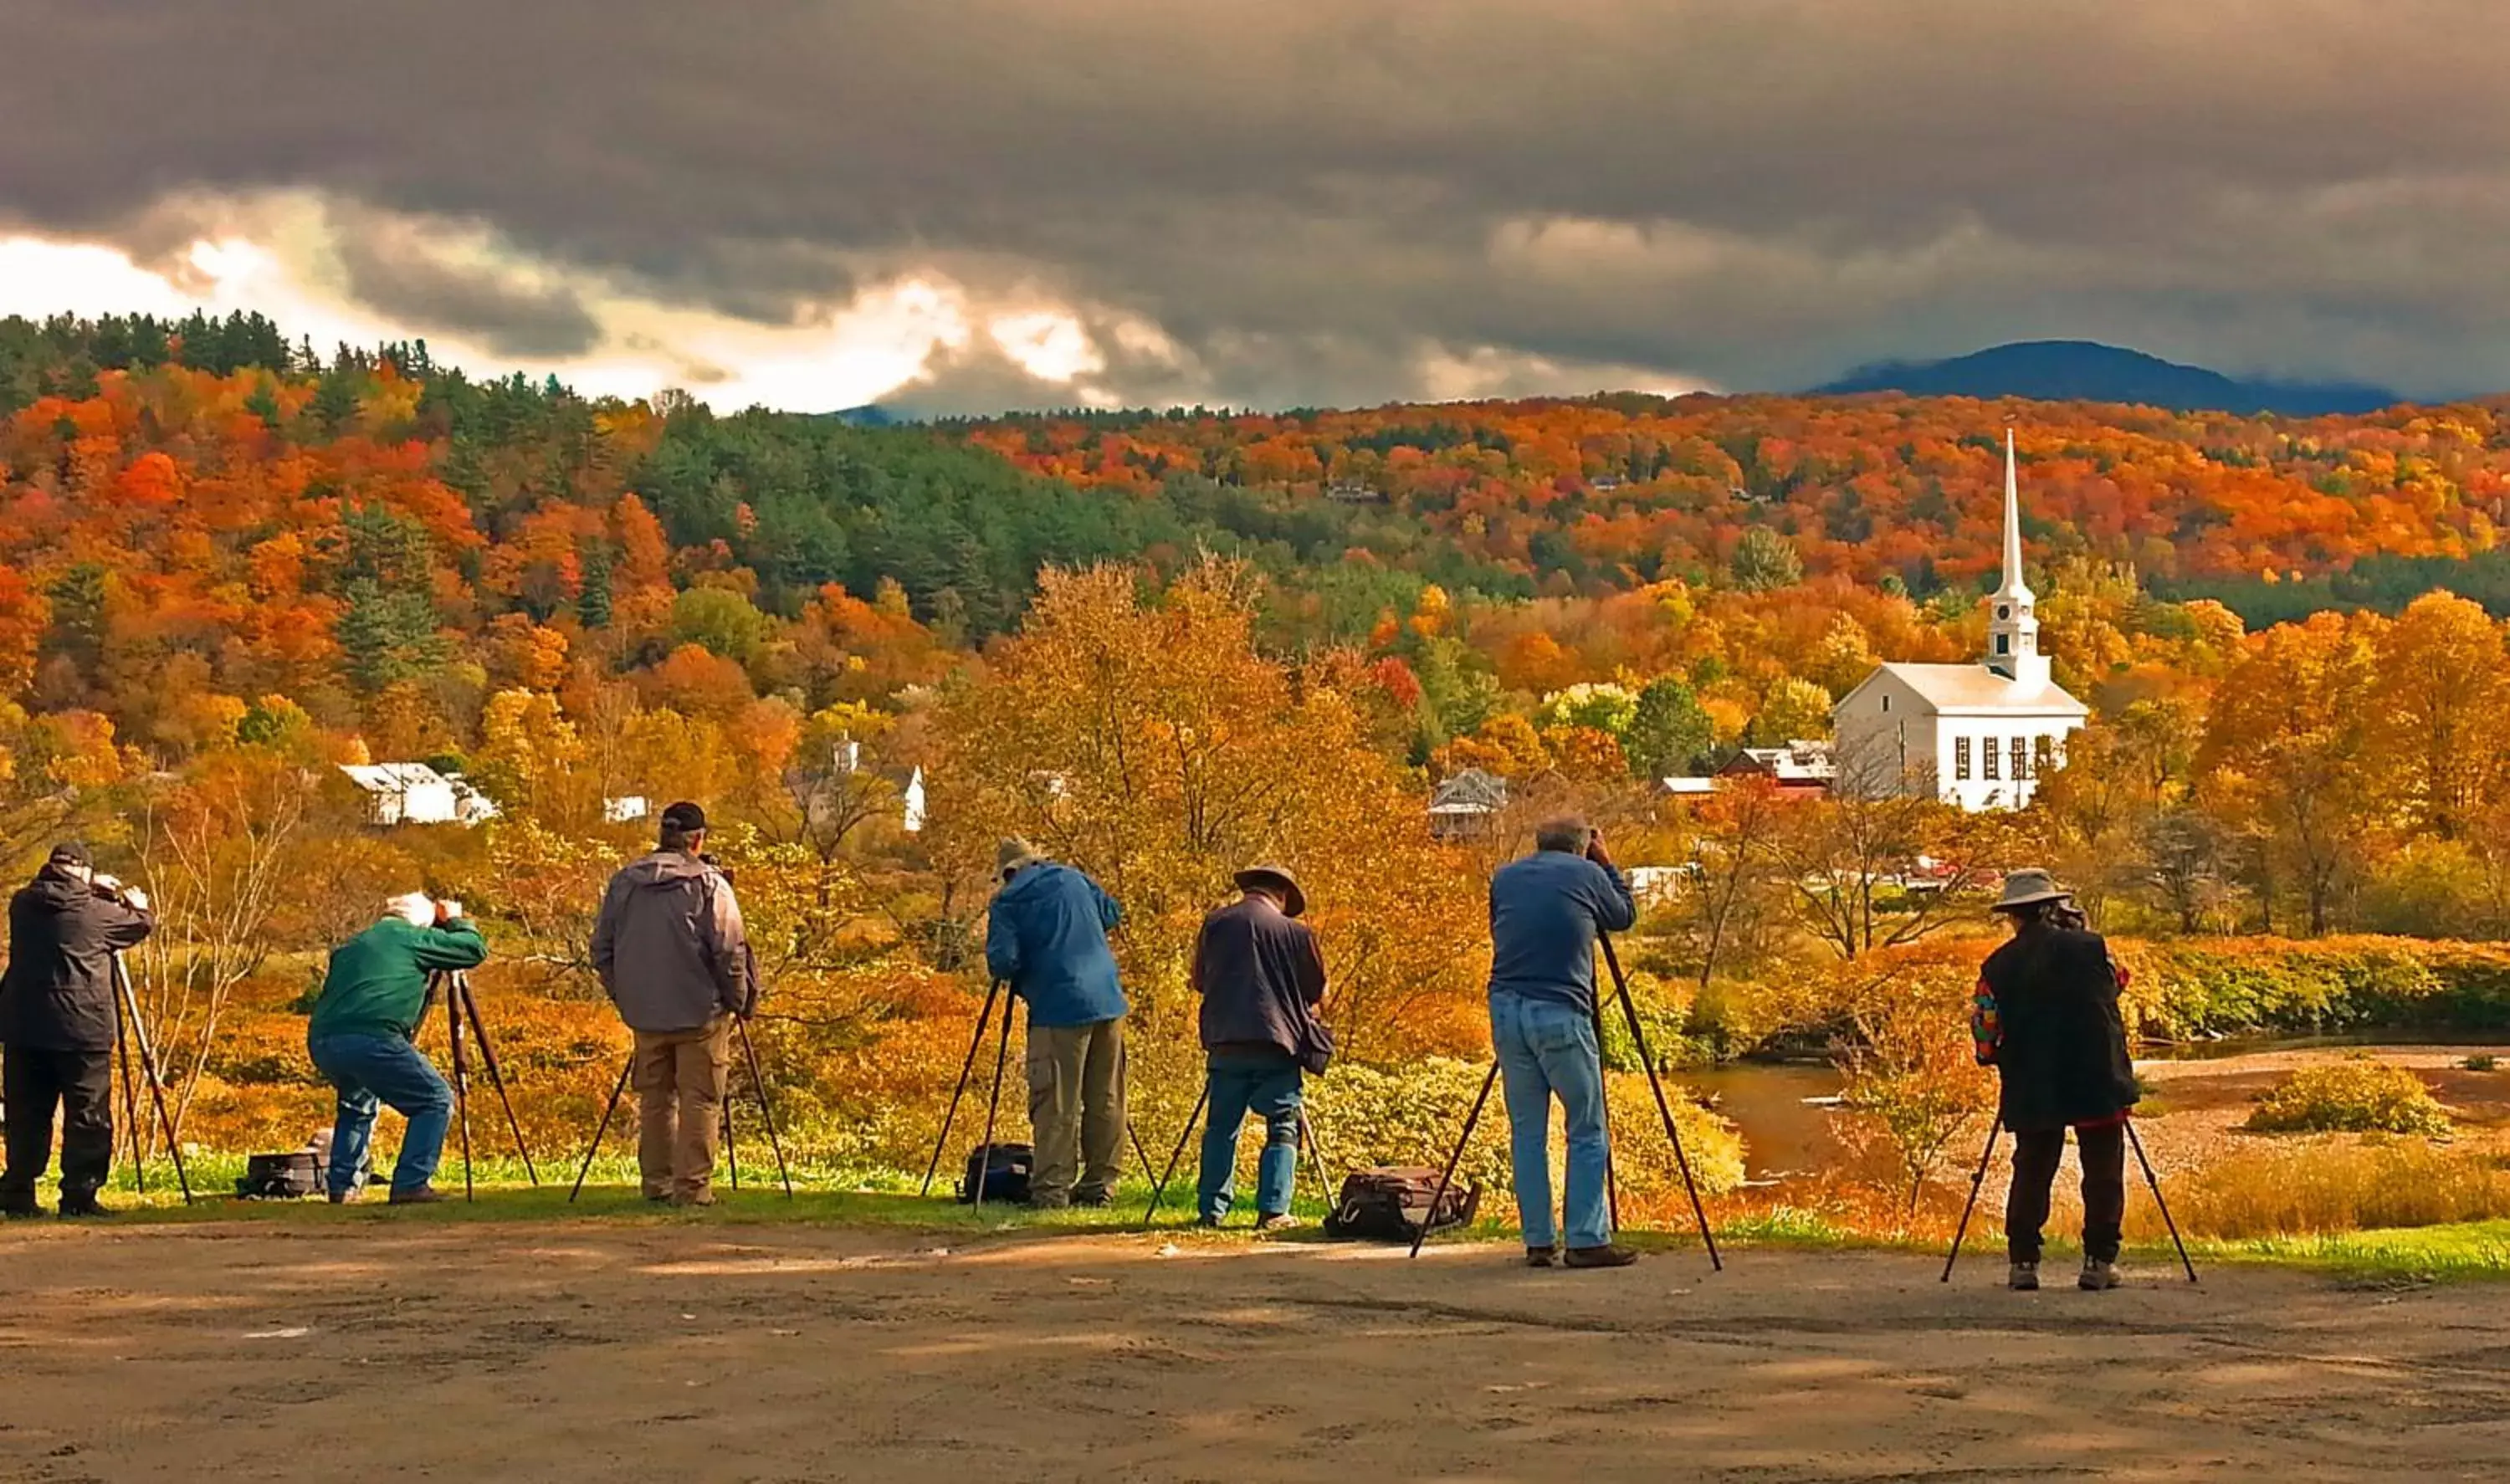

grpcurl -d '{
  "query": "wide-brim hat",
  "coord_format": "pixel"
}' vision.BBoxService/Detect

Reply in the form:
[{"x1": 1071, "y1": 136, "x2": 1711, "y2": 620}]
[
  {"x1": 997, "y1": 837, "x2": 1048, "y2": 877},
  {"x1": 1993, "y1": 868, "x2": 2072, "y2": 912},
  {"x1": 1233, "y1": 863, "x2": 1306, "y2": 919}
]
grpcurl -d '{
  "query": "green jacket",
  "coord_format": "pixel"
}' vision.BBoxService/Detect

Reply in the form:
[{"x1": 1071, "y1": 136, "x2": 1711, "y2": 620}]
[{"x1": 308, "y1": 917, "x2": 488, "y2": 1041}]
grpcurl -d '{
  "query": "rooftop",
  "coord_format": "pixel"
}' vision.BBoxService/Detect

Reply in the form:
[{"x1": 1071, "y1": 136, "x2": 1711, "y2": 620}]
[{"x1": 1863, "y1": 662, "x2": 2087, "y2": 715}]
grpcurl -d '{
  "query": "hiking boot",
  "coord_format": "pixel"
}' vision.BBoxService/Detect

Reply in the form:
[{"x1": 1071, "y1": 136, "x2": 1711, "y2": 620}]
[
  {"x1": 669, "y1": 1190, "x2": 716, "y2": 1209},
  {"x1": 326, "y1": 1190, "x2": 357, "y2": 1205},
  {"x1": 1564, "y1": 1243, "x2": 1639, "y2": 1270},
  {"x1": 1024, "y1": 1193, "x2": 1071, "y2": 1212},
  {"x1": 2009, "y1": 1261, "x2": 2040, "y2": 1291},
  {"x1": 1196, "y1": 1214, "x2": 1223, "y2": 1229},
  {"x1": 1255, "y1": 1213, "x2": 1300, "y2": 1233},
  {"x1": 2079, "y1": 1258, "x2": 2121, "y2": 1292},
  {"x1": 57, "y1": 1197, "x2": 113, "y2": 1220},
  {"x1": 1072, "y1": 1188, "x2": 1114, "y2": 1209},
  {"x1": 387, "y1": 1185, "x2": 448, "y2": 1205},
  {"x1": 1524, "y1": 1244, "x2": 1560, "y2": 1269}
]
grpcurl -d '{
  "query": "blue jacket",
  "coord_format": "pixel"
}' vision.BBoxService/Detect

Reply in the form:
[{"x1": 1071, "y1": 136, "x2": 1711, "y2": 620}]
[
  {"x1": 985, "y1": 862, "x2": 1128, "y2": 1028},
  {"x1": 1487, "y1": 850, "x2": 1637, "y2": 1014}
]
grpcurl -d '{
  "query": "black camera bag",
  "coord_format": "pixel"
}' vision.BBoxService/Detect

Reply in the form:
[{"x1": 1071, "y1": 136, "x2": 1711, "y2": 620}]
[
  {"x1": 958, "y1": 1142, "x2": 1033, "y2": 1205},
  {"x1": 1322, "y1": 1166, "x2": 1480, "y2": 1241}
]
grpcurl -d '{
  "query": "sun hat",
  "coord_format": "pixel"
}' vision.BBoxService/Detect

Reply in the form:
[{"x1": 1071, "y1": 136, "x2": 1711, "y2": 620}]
[
  {"x1": 1233, "y1": 863, "x2": 1307, "y2": 919},
  {"x1": 1992, "y1": 868, "x2": 2072, "y2": 913}
]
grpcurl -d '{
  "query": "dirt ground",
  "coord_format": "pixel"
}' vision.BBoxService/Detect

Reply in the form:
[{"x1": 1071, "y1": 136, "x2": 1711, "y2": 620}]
[{"x1": 5, "y1": 1220, "x2": 2510, "y2": 1482}]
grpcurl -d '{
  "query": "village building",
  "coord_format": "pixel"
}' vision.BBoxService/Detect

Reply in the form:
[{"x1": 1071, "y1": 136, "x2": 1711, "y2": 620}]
[{"x1": 1831, "y1": 432, "x2": 2088, "y2": 810}]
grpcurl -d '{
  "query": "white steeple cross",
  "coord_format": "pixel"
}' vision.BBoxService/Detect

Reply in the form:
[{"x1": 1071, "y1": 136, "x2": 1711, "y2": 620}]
[{"x1": 1985, "y1": 427, "x2": 2050, "y2": 688}]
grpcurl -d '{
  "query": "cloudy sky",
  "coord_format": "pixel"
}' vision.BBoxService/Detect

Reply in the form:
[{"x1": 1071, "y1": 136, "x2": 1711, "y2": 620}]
[{"x1": 3, "y1": 0, "x2": 2503, "y2": 413}]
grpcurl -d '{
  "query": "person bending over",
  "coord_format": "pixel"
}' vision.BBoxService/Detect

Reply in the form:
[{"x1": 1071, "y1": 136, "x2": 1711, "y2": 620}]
[
  {"x1": 1973, "y1": 869, "x2": 2139, "y2": 1292},
  {"x1": 0, "y1": 843, "x2": 154, "y2": 1218},
  {"x1": 1191, "y1": 864, "x2": 1329, "y2": 1231},
  {"x1": 307, "y1": 893, "x2": 487, "y2": 1205},
  {"x1": 591, "y1": 802, "x2": 760, "y2": 1208},
  {"x1": 1487, "y1": 816, "x2": 1637, "y2": 1269},
  {"x1": 986, "y1": 838, "x2": 1128, "y2": 1210}
]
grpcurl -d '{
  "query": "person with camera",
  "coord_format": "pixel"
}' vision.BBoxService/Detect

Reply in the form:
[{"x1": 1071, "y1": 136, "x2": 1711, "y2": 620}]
[
  {"x1": 305, "y1": 892, "x2": 488, "y2": 1205},
  {"x1": 0, "y1": 842, "x2": 155, "y2": 1219},
  {"x1": 986, "y1": 837, "x2": 1128, "y2": 1210},
  {"x1": 1973, "y1": 869, "x2": 2139, "y2": 1292},
  {"x1": 1487, "y1": 816, "x2": 1639, "y2": 1269},
  {"x1": 1190, "y1": 863, "x2": 1329, "y2": 1231},
  {"x1": 591, "y1": 801, "x2": 759, "y2": 1207}
]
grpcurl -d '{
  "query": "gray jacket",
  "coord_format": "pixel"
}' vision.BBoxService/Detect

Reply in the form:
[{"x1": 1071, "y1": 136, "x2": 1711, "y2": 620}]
[{"x1": 590, "y1": 852, "x2": 759, "y2": 1033}]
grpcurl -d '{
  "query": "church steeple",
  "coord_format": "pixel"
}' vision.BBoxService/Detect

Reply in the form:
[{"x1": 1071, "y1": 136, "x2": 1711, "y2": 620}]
[{"x1": 1986, "y1": 428, "x2": 2050, "y2": 687}]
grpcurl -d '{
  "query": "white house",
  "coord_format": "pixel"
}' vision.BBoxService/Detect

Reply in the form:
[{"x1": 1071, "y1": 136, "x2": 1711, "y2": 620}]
[
  {"x1": 340, "y1": 763, "x2": 462, "y2": 826},
  {"x1": 1427, "y1": 768, "x2": 1509, "y2": 840},
  {"x1": 1831, "y1": 432, "x2": 2089, "y2": 811},
  {"x1": 878, "y1": 765, "x2": 927, "y2": 833}
]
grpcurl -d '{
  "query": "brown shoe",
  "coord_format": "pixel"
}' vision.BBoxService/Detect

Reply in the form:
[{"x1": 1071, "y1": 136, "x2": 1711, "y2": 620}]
[
  {"x1": 1564, "y1": 1243, "x2": 1639, "y2": 1269},
  {"x1": 1255, "y1": 1213, "x2": 1301, "y2": 1233},
  {"x1": 669, "y1": 1190, "x2": 717, "y2": 1208},
  {"x1": 387, "y1": 1186, "x2": 448, "y2": 1205},
  {"x1": 1525, "y1": 1244, "x2": 1560, "y2": 1268}
]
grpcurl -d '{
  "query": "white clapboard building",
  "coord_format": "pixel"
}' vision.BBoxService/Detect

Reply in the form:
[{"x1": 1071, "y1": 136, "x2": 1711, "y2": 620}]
[{"x1": 1831, "y1": 432, "x2": 2088, "y2": 810}]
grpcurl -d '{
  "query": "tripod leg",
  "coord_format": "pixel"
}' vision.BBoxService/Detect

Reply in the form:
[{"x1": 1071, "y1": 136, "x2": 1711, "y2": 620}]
[
  {"x1": 459, "y1": 978, "x2": 540, "y2": 1185},
  {"x1": 2125, "y1": 1119, "x2": 2199, "y2": 1284},
  {"x1": 115, "y1": 954, "x2": 191, "y2": 1204},
  {"x1": 921, "y1": 982, "x2": 1001, "y2": 1197},
  {"x1": 734, "y1": 1017, "x2": 794, "y2": 1200},
  {"x1": 723, "y1": 1095, "x2": 740, "y2": 1192},
  {"x1": 1411, "y1": 1062, "x2": 1501, "y2": 1261},
  {"x1": 114, "y1": 985, "x2": 146, "y2": 1196},
  {"x1": 1140, "y1": 1082, "x2": 1211, "y2": 1231},
  {"x1": 570, "y1": 1054, "x2": 634, "y2": 1204},
  {"x1": 1600, "y1": 933, "x2": 1720, "y2": 1271},
  {"x1": 441, "y1": 974, "x2": 475, "y2": 1202},
  {"x1": 1941, "y1": 1116, "x2": 2003, "y2": 1283},
  {"x1": 971, "y1": 1002, "x2": 1017, "y2": 1213},
  {"x1": 1299, "y1": 1111, "x2": 1334, "y2": 1210}
]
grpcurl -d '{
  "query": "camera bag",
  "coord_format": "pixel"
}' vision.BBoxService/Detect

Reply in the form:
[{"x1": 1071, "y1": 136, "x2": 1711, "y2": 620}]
[
  {"x1": 958, "y1": 1142, "x2": 1033, "y2": 1205},
  {"x1": 1321, "y1": 1166, "x2": 1480, "y2": 1242}
]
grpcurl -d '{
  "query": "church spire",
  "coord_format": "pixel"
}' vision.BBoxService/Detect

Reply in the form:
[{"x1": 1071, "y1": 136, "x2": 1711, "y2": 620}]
[{"x1": 1985, "y1": 427, "x2": 2049, "y2": 687}]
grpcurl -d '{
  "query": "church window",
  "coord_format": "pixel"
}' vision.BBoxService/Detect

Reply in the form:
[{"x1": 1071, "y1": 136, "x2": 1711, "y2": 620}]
[
  {"x1": 1995, "y1": 633, "x2": 2011, "y2": 656},
  {"x1": 1996, "y1": 604, "x2": 2011, "y2": 621},
  {"x1": 1954, "y1": 736, "x2": 1971, "y2": 780},
  {"x1": 2011, "y1": 736, "x2": 2031, "y2": 780},
  {"x1": 1982, "y1": 739, "x2": 2000, "y2": 780},
  {"x1": 1881, "y1": 693, "x2": 1892, "y2": 713},
  {"x1": 2036, "y1": 735, "x2": 2055, "y2": 773}
]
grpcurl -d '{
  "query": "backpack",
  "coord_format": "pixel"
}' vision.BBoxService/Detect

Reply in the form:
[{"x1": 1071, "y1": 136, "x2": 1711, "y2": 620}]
[
  {"x1": 235, "y1": 1150, "x2": 325, "y2": 1200},
  {"x1": 1322, "y1": 1166, "x2": 1480, "y2": 1242},
  {"x1": 958, "y1": 1142, "x2": 1033, "y2": 1205}
]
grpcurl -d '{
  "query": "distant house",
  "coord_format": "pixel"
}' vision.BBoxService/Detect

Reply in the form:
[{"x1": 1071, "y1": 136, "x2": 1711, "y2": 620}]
[
  {"x1": 341, "y1": 763, "x2": 462, "y2": 826},
  {"x1": 1626, "y1": 863, "x2": 1697, "y2": 907},
  {"x1": 1325, "y1": 479, "x2": 1386, "y2": 504},
  {"x1": 1428, "y1": 768, "x2": 1509, "y2": 840},
  {"x1": 1590, "y1": 473, "x2": 1626, "y2": 492},
  {"x1": 603, "y1": 795, "x2": 651, "y2": 825},
  {"x1": 1718, "y1": 741, "x2": 1836, "y2": 794},
  {"x1": 1659, "y1": 776, "x2": 1719, "y2": 799},
  {"x1": 448, "y1": 775, "x2": 500, "y2": 825}
]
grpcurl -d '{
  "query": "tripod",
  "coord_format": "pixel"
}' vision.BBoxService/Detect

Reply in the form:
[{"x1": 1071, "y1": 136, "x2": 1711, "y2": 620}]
[
  {"x1": 108, "y1": 951, "x2": 192, "y2": 1204},
  {"x1": 1941, "y1": 1116, "x2": 2198, "y2": 1283},
  {"x1": 921, "y1": 980, "x2": 1007, "y2": 1197},
  {"x1": 1410, "y1": 930, "x2": 1720, "y2": 1268},
  {"x1": 567, "y1": 1016, "x2": 792, "y2": 1202},
  {"x1": 1137, "y1": 1077, "x2": 1339, "y2": 1229},
  {"x1": 426, "y1": 970, "x2": 538, "y2": 1202}
]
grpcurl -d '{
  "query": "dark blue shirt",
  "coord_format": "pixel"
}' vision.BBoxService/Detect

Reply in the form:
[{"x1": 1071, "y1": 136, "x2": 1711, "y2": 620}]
[
  {"x1": 1487, "y1": 850, "x2": 1637, "y2": 1013},
  {"x1": 985, "y1": 862, "x2": 1128, "y2": 1028}
]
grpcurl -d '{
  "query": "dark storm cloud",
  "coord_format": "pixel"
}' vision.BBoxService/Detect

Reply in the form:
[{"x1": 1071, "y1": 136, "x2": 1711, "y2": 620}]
[
  {"x1": 3, "y1": 0, "x2": 2507, "y2": 404},
  {"x1": 330, "y1": 211, "x2": 603, "y2": 358}
]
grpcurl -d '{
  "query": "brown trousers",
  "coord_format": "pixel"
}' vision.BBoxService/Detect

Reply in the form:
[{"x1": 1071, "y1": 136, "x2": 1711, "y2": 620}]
[
  {"x1": 633, "y1": 1016, "x2": 732, "y2": 1200},
  {"x1": 1025, "y1": 1016, "x2": 1126, "y2": 1205}
]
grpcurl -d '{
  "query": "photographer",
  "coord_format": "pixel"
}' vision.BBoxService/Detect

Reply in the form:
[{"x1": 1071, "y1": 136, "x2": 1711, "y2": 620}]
[
  {"x1": 1190, "y1": 864, "x2": 1328, "y2": 1231},
  {"x1": 0, "y1": 843, "x2": 154, "y2": 1219},
  {"x1": 590, "y1": 802, "x2": 759, "y2": 1208},
  {"x1": 307, "y1": 893, "x2": 487, "y2": 1205},
  {"x1": 1487, "y1": 816, "x2": 1637, "y2": 1270},
  {"x1": 986, "y1": 837, "x2": 1128, "y2": 1210},
  {"x1": 1973, "y1": 870, "x2": 2139, "y2": 1292}
]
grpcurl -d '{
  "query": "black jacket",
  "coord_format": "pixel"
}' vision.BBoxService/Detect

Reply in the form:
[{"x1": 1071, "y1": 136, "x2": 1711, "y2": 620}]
[
  {"x1": 1980, "y1": 924, "x2": 2137, "y2": 1131},
  {"x1": 0, "y1": 866, "x2": 156, "y2": 1052},
  {"x1": 1191, "y1": 896, "x2": 1326, "y2": 1062}
]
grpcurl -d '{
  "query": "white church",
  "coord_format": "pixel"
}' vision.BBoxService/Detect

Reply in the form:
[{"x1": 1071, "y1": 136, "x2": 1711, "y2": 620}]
[{"x1": 1831, "y1": 432, "x2": 2087, "y2": 811}]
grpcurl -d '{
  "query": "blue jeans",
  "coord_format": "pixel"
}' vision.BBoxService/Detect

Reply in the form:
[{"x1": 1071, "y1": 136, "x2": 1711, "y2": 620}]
[
  {"x1": 1196, "y1": 1052, "x2": 1304, "y2": 1222},
  {"x1": 308, "y1": 1032, "x2": 453, "y2": 1197},
  {"x1": 1490, "y1": 991, "x2": 1610, "y2": 1251}
]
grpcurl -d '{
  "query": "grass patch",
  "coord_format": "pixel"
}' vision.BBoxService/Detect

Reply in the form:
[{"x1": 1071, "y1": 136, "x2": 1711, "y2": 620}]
[{"x1": 2244, "y1": 1057, "x2": 2453, "y2": 1135}]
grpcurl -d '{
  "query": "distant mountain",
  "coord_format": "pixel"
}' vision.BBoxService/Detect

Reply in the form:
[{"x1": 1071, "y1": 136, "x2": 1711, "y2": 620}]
[
  {"x1": 1811, "y1": 340, "x2": 2401, "y2": 417},
  {"x1": 799, "y1": 404, "x2": 898, "y2": 427}
]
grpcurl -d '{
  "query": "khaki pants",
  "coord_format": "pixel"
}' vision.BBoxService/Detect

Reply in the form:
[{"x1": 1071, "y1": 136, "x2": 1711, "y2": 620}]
[
  {"x1": 633, "y1": 1016, "x2": 732, "y2": 1201},
  {"x1": 1026, "y1": 1016, "x2": 1126, "y2": 1205}
]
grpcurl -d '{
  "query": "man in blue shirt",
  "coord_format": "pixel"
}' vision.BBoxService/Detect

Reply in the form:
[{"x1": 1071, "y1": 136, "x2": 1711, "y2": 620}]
[
  {"x1": 1487, "y1": 816, "x2": 1638, "y2": 1268},
  {"x1": 986, "y1": 838, "x2": 1128, "y2": 1209}
]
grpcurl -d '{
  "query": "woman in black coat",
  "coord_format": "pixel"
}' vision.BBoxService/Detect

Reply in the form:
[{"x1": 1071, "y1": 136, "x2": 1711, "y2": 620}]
[{"x1": 1973, "y1": 870, "x2": 2138, "y2": 1292}]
